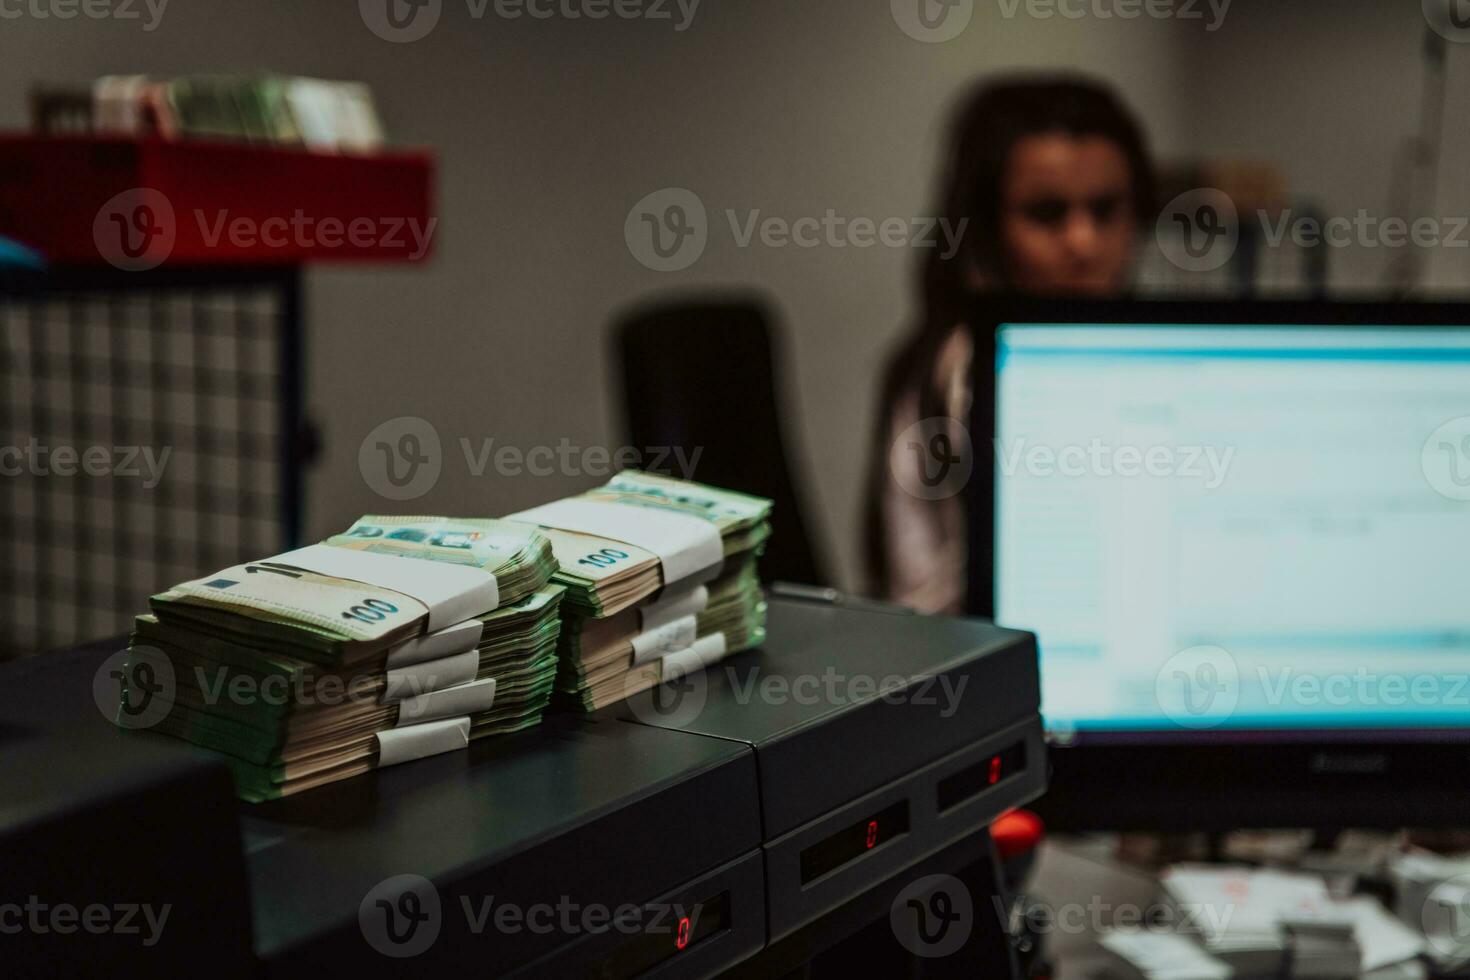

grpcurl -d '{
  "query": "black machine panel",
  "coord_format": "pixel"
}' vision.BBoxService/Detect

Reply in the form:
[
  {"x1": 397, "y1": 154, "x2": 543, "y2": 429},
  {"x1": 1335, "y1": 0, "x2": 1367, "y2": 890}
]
[
  {"x1": 620, "y1": 597, "x2": 1042, "y2": 836},
  {"x1": 0, "y1": 597, "x2": 1047, "y2": 976},
  {"x1": 764, "y1": 717, "x2": 1044, "y2": 938},
  {"x1": 506, "y1": 850, "x2": 764, "y2": 979},
  {"x1": 246, "y1": 718, "x2": 762, "y2": 977},
  {"x1": 0, "y1": 710, "x2": 253, "y2": 976},
  {"x1": 617, "y1": 597, "x2": 1047, "y2": 940}
]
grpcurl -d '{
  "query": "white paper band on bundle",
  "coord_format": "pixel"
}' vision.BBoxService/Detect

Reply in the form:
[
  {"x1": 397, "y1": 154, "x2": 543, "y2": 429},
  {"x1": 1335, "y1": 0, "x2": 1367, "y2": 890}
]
[
  {"x1": 508, "y1": 499, "x2": 722, "y2": 586},
  {"x1": 386, "y1": 618, "x2": 485, "y2": 669},
  {"x1": 661, "y1": 632, "x2": 728, "y2": 679},
  {"x1": 630, "y1": 614, "x2": 699, "y2": 667},
  {"x1": 640, "y1": 585, "x2": 709, "y2": 632},
  {"x1": 375, "y1": 716, "x2": 471, "y2": 767},
  {"x1": 394, "y1": 677, "x2": 497, "y2": 727},
  {"x1": 382, "y1": 649, "x2": 479, "y2": 703},
  {"x1": 268, "y1": 544, "x2": 500, "y2": 631}
]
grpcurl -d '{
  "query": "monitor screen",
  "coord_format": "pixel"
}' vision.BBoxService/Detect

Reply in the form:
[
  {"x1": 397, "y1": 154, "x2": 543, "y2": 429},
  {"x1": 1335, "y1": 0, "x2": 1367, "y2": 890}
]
[{"x1": 995, "y1": 323, "x2": 1470, "y2": 740}]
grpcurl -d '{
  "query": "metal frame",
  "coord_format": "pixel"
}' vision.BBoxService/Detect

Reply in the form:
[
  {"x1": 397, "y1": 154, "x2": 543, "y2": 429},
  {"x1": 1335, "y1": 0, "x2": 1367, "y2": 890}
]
[{"x1": 0, "y1": 264, "x2": 306, "y2": 657}]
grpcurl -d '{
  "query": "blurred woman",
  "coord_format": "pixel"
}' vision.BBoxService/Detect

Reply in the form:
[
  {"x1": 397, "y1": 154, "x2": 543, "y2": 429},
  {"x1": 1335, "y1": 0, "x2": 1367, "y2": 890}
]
[{"x1": 866, "y1": 74, "x2": 1156, "y2": 613}]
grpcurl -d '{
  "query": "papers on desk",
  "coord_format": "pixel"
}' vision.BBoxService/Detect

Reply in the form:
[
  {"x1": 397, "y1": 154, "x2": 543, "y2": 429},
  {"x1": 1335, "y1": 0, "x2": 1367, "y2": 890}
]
[
  {"x1": 1100, "y1": 929, "x2": 1232, "y2": 980},
  {"x1": 1162, "y1": 866, "x2": 1327, "y2": 978},
  {"x1": 1389, "y1": 849, "x2": 1470, "y2": 972},
  {"x1": 1284, "y1": 898, "x2": 1424, "y2": 979},
  {"x1": 1283, "y1": 902, "x2": 1361, "y2": 980},
  {"x1": 1348, "y1": 900, "x2": 1427, "y2": 975},
  {"x1": 1141, "y1": 865, "x2": 1427, "y2": 980}
]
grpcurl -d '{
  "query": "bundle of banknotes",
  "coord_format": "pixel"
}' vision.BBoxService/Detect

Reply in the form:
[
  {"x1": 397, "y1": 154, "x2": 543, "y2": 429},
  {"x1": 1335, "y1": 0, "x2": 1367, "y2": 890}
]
[
  {"x1": 115, "y1": 472, "x2": 770, "y2": 800},
  {"x1": 90, "y1": 73, "x2": 386, "y2": 149},
  {"x1": 506, "y1": 471, "x2": 772, "y2": 713},
  {"x1": 120, "y1": 516, "x2": 561, "y2": 801}
]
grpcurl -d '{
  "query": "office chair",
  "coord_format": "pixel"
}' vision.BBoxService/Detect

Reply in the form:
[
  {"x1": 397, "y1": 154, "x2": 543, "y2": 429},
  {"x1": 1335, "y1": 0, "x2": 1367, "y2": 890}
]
[{"x1": 613, "y1": 294, "x2": 832, "y2": 587}]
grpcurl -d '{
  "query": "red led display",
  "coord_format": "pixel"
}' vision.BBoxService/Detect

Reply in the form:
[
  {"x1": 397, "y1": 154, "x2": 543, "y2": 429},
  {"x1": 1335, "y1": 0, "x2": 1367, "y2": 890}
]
[
  {"x1": 799, "y1": 801, "x2": 911, "y2": 883},
  {"x1": 595, "y1": 893, "x2": 730, "y2": 976},
  {"x1": 936, "y1": 740, "x2": 1027, "y2": 812}
]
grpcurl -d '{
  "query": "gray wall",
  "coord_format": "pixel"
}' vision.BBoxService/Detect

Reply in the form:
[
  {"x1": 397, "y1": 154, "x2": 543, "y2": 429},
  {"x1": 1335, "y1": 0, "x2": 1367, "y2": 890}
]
[
  {"x1": 3, "y1": 0, "x2": 1462, "y2": 588},
  {"x1": 1178, "y1": 0, "x2": 1470, "y2": 295}
]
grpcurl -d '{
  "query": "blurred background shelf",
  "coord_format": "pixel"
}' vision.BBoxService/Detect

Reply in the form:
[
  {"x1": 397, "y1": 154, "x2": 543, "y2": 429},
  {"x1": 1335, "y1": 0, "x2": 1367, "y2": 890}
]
[{"x1": 0, "y1": 135, "x2": 435, "y2": 266}]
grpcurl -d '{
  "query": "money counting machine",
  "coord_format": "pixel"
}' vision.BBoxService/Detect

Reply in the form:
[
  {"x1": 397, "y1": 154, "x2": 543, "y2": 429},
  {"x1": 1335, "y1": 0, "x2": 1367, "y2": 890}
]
[{"x1": 0, "y1": 594, "x2": 1044, "y2": 977}]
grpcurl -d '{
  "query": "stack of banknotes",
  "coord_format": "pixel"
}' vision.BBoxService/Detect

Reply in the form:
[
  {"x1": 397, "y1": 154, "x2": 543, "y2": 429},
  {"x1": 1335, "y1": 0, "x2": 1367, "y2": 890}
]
[
  {"x1": 91, "y1": 73, "x2": 386, "y2": 149},
  {"x1": 115, "y1": 472, "x2": 770, "y2": 800},
  {"x1": 507, "y1": 471, "x2": 772, "y2": 713},
  {"x1": 120, "y1": 516, "x2": 561, "y2": 801}
]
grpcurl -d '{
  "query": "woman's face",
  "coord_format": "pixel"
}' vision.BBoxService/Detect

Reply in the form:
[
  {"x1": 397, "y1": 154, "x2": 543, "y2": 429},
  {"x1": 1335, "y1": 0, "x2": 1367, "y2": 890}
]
[{"x1": 997, "y1": 133, "x2": 1139, "y2": 296}]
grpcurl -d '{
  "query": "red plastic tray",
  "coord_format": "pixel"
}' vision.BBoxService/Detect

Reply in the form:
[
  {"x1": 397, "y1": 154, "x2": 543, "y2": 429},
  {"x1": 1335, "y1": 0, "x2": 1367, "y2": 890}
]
[{"x1": 0, "y1": 136, "x2": 436, "y2": 268}]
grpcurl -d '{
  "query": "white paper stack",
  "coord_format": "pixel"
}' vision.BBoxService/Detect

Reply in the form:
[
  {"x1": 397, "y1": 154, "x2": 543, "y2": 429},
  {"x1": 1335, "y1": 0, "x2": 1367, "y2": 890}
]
[
  {"x1": 1389, "y1": 851, "x2": 1467, "y2": 921},
  {"x1": 1346, "y1": 898, "x2": 1426, "y2": 980},
  {"x1": 1161, "y1": 866, "x2": 1329, "y2": 979},
  {"x1": 1287, "y1": 896, "x2": 1425, "y2": 980},
  {"x1": 1388, "y1": 849, "x2": 1470, "y2": 974},
  {"x1": 1099, "y1": 929, "x2": 1233, "y2": 980},
  {"x1": 1161, "y1": 865, "x2": 1428, "y2": 980},
  {"x1": 1282, "y1": 903, "x2": 1360, "y2": 979}
]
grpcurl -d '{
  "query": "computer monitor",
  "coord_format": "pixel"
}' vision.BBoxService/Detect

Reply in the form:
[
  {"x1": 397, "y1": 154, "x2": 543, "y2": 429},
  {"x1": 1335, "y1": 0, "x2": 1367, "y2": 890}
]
[{"x1": 967, "y1": 298, "x2": 1470, "y2": 830}]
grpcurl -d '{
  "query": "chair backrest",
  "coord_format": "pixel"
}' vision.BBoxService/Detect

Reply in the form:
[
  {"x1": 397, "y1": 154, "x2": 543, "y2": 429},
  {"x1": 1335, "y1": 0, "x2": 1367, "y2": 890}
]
[{"x1": 613, "y1": 295, "x2": 831, "y2": 587}]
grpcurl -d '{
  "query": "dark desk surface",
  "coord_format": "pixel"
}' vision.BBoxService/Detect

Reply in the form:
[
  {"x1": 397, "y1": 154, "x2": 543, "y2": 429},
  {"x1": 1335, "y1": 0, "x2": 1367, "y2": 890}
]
[
  {"x1": 0, "y1": 597, "x2": 1038, "y2": 977},
  {"x1": 620, "y1": 597, "x2": 1039, "y2": 836},
  {"x1": 244, "y1": 717, "x2": 759, "y2": 966},
  {"x1": 0, "y1": 639, "x2": 761, "y2": 970}
]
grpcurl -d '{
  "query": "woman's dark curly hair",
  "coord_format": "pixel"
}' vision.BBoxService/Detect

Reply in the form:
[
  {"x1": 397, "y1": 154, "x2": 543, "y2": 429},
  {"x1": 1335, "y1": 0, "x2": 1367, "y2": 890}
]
[{"x1": 865, "y1": 74, "x2": 1155, "y2": 598}]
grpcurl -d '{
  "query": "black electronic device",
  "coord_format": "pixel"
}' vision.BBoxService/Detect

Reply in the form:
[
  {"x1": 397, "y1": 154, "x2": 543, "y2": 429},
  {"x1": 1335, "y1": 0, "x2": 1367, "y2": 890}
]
[
  {"x1": 0, "y1": 645, "x2": 254, "y2": 977},
  {"x1": 0, "y1": 642, "x2": 766, "y2": 978},
  {"x1": 244, "y1": 718, "x2": 765, "y2": 978},
  {"x1": 0, "y1": 596, "x2": 1046, "y2": 977},
  {"x1": 616, "y1": 595, "x2": 1047, "y2": 942},
  {"x1": 970, "y1": 296, "x2": 1470, "y2": 831}
]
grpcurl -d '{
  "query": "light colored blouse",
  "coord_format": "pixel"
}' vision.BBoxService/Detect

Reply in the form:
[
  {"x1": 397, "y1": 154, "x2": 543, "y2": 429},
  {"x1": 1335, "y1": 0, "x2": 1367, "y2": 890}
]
[{"x1": 878, "y1": 325, "x2": 974, "y2": 615}]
